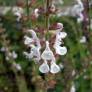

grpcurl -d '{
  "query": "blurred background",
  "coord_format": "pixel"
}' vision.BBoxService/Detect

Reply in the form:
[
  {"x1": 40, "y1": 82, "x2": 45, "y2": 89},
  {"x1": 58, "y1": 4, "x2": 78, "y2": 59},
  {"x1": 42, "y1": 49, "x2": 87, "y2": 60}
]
[{"x1": 0, "y1": 0, "x2": 91, "y2": 92}]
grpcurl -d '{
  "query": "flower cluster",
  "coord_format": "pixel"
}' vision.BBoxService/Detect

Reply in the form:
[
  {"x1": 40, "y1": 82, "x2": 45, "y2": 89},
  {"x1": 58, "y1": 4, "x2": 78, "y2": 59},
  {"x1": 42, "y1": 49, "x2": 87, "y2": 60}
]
[
  {"x1": 23, "y1": 23, "x2": 67, "y2": 74},
  {"x1": 0, "y1": 47, "x2": 18, "y2": 60}
]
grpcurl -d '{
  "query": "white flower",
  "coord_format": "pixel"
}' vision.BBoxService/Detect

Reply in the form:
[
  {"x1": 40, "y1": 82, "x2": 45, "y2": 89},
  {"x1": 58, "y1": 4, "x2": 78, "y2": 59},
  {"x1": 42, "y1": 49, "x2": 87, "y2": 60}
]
[
  {"x1": 23, "y1": 45, "x2": 41, "y2": 62},
  {"x1": 70, "y1": 84, "x2": 76, "y2": 92},
  {"x1": 72, "y1": 70, "x2": 76, "y2": 76},
  {"x1": 34, "y1": 8, "x2": 39, "y2": 18},
  {"x1": 59, "y1": 63, "x2": 64, "y2": 69},
  {"x1": 77, "y1": 13, "x2": 84, "y2": 23},
  {"x1": 23, "y1": 51, "x2": 33, "y2": 59},
  {"x1": 27, "y1": 29, "x2": 38, "y2": 39},
  {"x1": 24, "y1": 30, "x2": 41, "y2": 62},
  {"x1": 6, "y1": 56, "x2": 10, "y2": 61},
  {"x1": 39, "y1": 60, "x2": 49, "y2": 73},
  {"x1": 30, "y1": 45, "x2": 41, "y2": 62},
  {"x1": 12, "y1": 51, "x2": 18, "y2": 59},
  {"x1": 0, "y1": 47, "x2": 6, "y2": 52},
  {"x1": 50, "y1": 4, "x2": 56, "y2": 12},
  {"x1": 12, "y1": 6, "x2": 24, "y2": 21},
  {"x1": 79, "y1": 36, "x2": 86, "y2": 43},
  {"x1": 24, "y1": 35, "x2": 34, "y2": 45},
  {"x1": 12, "y1": 6, "x2": 24, "y2": 14},
  {"x1": 55, "y1": 46, "x2": 67, "y2": 55},
  {"x1": 41, "y1": 41, "x2": 54, "y2": 60},
  {"x1": 57, "y1": 23, "x2": 63, "y2": 31},
  {"x1": 56, "y1": 31, "x2": 67, "y2": 39},
  {"x1": 54, "y1": 29, "x2": 67, "y2": 56},
  {"x1": 13, "y1": 63, "x2": 22, "y2": 71},
  {"x1": 27, "y1": 29, "x2": 41, "y2": 49},
  {"x1": 14, "y1": 12, "x2": 22, "y2": 21},
  {"x1": 50, "y1": 61, "x2": 60, "y2": 74}
]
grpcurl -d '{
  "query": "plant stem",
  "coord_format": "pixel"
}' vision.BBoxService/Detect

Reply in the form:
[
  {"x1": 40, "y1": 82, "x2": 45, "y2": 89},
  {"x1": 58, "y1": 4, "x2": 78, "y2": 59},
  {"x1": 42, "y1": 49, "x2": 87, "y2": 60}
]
[
  {"x1": 26, "y1": 0, "x2": 29, "y2": 18},
  {"x1": 45, "y1": 0, "x2": 50, "y2": 40}
]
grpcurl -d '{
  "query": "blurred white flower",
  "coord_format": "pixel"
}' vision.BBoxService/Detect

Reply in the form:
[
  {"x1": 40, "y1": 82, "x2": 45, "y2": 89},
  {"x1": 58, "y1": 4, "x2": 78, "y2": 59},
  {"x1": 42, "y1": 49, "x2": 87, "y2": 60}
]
[
  {"x1": 12, "y1": 7, "x2": 24, "y2": 14},
  {"x1": 83, "y1": 75, "x2": 88, "y2": 79},
  {"x1": 34, "y1": 8, "x2": 39, "y2": 18},
  {"x1": 70, "y1": 84, "x2": 76, "y2": 92},
  {"x1": 12, "y1": 6, "x2": 24, "y2": 21},
  {"x1": 72, "y1": 70, "x2": 76, "y2": 76},
  {"x1": 12, "y1": 51, "x2": 18, "y2": 59},
  {"x1": 57, "y1": 23, "x2": 64, "y2": 31},
  {"x1": 13, "y1": 63, "x2": 22, "y2": 71},
  {"x1": 50, "y1": 4, "x2": 56, "y2": 13},
  {"x1": 79, "y1": 36, "x2": 86, "y2": 43},
  {"x1": 0, "y1": 47, "x2": 6, "y2": 52},
  {"x1": 24, "y1": 35, "x2": 34, "y2": 45},
  {"x1": 24, "y1": 30, "x2": 41, "y2": 62},
  {"x1": 6, "y1": 56, "x2": 10, "y2": 61},
  {"x1": 59, "y1": 63, "x2": 64, "y2": 69},
  {"x1": 56, "y1": 31, "x2": 67, "y2": 39},
  {"x1": 77, "y1": 13, "x2": 84, "y2": 23}
]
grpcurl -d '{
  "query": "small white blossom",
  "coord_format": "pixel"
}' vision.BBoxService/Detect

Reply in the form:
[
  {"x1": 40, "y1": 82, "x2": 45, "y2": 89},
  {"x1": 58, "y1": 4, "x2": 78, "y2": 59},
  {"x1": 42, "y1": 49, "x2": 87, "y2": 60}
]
[
  {"x1": 5, "y1": 56, "x2": 10, "y2": 61},
  {"x1": 0, "y1": 47, "x2": 6, "y2": 52},
  {"x1": 50, "y1": 4, "x2": 56, "y2": 12},
  {"x1": 55, "y1": 45, "x2": 67, "y2": 55},
  {"x1": 70, "y1": 84, "x2": 76, "y2": 92},
  {"x1": 24, "y1": 30, "x2": 41, "y2": 62},
  {"x1": 83, "y1": 75, "x2": 88, "y2": 79},
  {"x1": 12, "y1": 7, "x2": 24, "y2": 14},
  {"x1": 12, "y1": 6, "x2": 24, "y2": 21},
  {"x1": 57, "y1": 23, "x2": 64, "y2": 31},
  {"x1": 12, "y1": 51, "x2": 18, "y2": 59},
  {"x1": 72, "y1": 70, "x2": 76, "y2": 76},
  {"x1": 13, "y1": 63, "x2": 22, "y2": 71},
  {"x1": 8, "y1": 51, "x2": 18, "y2": 59},
  {"x1": 77, "y1": 13, "x2": 84, "y2": 23},
  {"x1": 54, "y1": 28, "x2": 67, "y2": 56},
  {"x1": 50, "y1": 61, "x2": 60, "y2": 74},
  {"x1": 34, "y1": 8, "x2": 39, "y2": 18},
  {"x1": 39, "y1": 60, "x2": 49, "y2": 73},
  {"x1": 79, "y1": 36, "x2": 86, "y2": 43},
  {"x1": 56, "y1": 31, "x2": 67, "y2": 39},
  {"x1": 59, "y1": 63, "x2": 64, "y2": 69},
  {"x1": 41, "y1": 41, "x2": 54, "y2": 60},
  {"x1": 24, "y1": 35, "x2": 34, "y2": 45}
]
